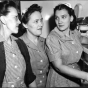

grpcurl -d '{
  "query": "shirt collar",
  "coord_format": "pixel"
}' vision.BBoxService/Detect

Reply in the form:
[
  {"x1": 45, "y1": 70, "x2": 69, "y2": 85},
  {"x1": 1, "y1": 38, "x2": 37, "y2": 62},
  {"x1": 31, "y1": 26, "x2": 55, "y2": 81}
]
[
  {"x1": 0, "y1": 34, "x2": 18, "y2": 42},
  {"x1": 54, "y1": 27, "x2": 75, "y2": 41},
  {"x1": 21, "y1": 33, "x2": 44, "y2": 44},
  {"x1": 20, "y1": 33, "x2": 45, "y2": 51}
]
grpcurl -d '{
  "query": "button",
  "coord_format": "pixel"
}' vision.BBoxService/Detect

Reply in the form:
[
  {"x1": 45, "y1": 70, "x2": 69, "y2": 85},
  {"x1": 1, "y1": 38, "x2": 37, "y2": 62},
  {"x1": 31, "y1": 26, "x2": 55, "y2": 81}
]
[
  {"x1": 73, "y1": 66, "x2": 75, "y2": 68},
  {"x1": 40, "y1": 80, "x2": 42, "y2": 83},
  {"x1": 17, "y1": 77, "x2": 19, "y2": 79},
  {"x1": 12, "y1": 54, "x2": 16, "y2": 57},
  {"x1": 14, "y1": 65, "x2": 18, "y2": 68},
  {"x1": 40, "y1": 60, "x2": 43, "y2": 62},
  {"x1": 72, "y1": 41, "x2": 74, "y2": 44},
  {"x1": 11, "y1": 85, "x2": 14, "y2": 87},
  {"x1": 37, "y1": 50, "x2": 40, "y2": 52},
  {"x1": 76, "y1": 51, "x2": 78, "y2": 53},
  {"x1": 21, "y1": 81, "x2": 23, "y2": 84},
  {"x1": 40, "y1": 70, "x2": 42, "y2": 73},
  {"x1": 43, "y1": 75, "x2": 44, "y2": 78}
]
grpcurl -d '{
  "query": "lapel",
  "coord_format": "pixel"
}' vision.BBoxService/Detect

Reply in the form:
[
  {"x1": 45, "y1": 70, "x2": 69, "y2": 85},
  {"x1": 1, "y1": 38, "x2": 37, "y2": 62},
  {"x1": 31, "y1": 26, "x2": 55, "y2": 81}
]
[{"x1": 0, "y1": 42, "x2": 6, "y2": 87}]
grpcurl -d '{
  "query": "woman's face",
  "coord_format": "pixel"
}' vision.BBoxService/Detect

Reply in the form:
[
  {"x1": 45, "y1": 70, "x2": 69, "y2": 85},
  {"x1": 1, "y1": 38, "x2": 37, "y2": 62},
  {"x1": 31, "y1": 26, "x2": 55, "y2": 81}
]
[
  {"x1": 26, "y1": 11, "x2": 43, "y2": 36},
  {"x1": 4, "y1": 7, "x2": 20, "y2": 34},
  {"x1": 55, "y1": 9, "x2": 73, "y2": 31}
]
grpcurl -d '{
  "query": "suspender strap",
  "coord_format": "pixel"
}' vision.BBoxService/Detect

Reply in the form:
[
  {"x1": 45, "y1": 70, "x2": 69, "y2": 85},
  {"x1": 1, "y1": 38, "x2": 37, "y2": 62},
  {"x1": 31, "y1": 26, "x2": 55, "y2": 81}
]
[
  {"x1": 0, "y1": 42, "x2": 6, "y2": 87},
  {"x1": 16, "y1": 39, "x2": 36, "y2": 86}
]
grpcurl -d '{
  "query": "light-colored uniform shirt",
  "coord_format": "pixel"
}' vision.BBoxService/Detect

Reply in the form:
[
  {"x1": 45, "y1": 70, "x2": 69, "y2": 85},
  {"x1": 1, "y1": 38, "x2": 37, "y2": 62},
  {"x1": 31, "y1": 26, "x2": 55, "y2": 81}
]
[
  {"x1": 0, "y1": 35, "x2": 26, "y2": 88},
  {"x1": 46, "y1": 27, "x2": 83, "y2": 87},
  {"x1": 20, "y1": 33, "x2": 49, "y2": 87}
]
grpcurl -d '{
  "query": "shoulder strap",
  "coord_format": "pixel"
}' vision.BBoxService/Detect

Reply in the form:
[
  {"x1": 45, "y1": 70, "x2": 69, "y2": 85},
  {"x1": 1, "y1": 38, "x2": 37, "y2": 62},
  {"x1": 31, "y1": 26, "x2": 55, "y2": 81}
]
[
  {"x1": 16, "y1": 38, "x2": 29, "y2": 61},
  {"x1": 15, "y1": 39, "x2": 36, "y2": 86},
  {"x1": 0, "y1": 42, "x2": 6, "y2": 87}
]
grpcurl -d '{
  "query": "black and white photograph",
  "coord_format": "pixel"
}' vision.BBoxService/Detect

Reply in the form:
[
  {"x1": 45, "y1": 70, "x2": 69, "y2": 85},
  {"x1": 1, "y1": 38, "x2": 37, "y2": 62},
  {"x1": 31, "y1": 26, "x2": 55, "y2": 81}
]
[{"x1": 0, "y1": 0, "x2": 88, "y2": 87}]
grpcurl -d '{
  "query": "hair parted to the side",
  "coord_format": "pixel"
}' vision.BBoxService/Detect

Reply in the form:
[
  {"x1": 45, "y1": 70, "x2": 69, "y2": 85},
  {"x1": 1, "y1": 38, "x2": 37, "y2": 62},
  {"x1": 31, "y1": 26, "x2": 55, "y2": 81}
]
[
  {"x1": 54, "y1": 4, "x2": 77, "y2": 30},
  {"x1": 0, "y1": 0, "x2": 18, "y2": 16},
  {"x1": 22, "y1": 4, "x2": 42, "y2": 24}
]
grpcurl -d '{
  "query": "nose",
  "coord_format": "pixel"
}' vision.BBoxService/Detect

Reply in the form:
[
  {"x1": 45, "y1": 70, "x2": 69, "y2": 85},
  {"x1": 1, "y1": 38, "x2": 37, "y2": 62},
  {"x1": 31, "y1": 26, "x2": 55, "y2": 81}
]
[
  {"x1": 18, "y1": 19, "x2": 21, "y2": 24},
  {"x1": 57, "y1": 18, "x2": 62, "y2": 24},
  {"x1": 39, "y1": 21, "x2": 43, "y2": 27}
]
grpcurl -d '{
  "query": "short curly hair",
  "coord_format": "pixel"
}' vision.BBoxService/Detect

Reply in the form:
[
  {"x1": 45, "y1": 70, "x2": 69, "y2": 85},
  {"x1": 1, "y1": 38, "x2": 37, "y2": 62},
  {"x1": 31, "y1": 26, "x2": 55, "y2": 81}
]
[{"x1": 22, "y1": 4, "x2": 42, "y2": 24}]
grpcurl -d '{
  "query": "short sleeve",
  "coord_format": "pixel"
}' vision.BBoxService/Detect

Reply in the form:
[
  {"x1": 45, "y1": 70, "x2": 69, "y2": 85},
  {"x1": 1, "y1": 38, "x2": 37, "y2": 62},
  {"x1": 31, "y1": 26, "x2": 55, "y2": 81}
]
[{"x1": 46, "y1": 35, "x2": 61, "y2": 62}]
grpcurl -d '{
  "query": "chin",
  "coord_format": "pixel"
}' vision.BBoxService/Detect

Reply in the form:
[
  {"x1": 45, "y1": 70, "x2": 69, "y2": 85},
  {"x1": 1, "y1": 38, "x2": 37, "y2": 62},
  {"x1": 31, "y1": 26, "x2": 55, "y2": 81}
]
[
  {"x1": 58, "y1": 28, "x2": 66, "y2": 31},
  {"x1": 38, "y1": 31, "x2": 42, "y2": 35},
  {"x1": 13, "y1": 30, "x2": 18, "y2": 34},
  {"x1": 36, "y1": 33, "x2": 42, "y2": 36}
]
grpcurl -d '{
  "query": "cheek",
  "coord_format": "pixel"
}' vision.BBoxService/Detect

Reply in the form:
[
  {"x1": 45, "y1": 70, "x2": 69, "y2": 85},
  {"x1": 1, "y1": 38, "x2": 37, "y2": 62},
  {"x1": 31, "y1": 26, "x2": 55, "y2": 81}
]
[
  {"x1": 28, "y1": 23, "x2": 38, "y2": 30},
  {"x1": 64, "y1": 19, "x2": 70, "y2": 25},
  {"x1": 7, "y1": 19, "x2": 16, "y2": 27},
  {"x1": 55, "y1": 20, "x2": 58, "y2": 25}
]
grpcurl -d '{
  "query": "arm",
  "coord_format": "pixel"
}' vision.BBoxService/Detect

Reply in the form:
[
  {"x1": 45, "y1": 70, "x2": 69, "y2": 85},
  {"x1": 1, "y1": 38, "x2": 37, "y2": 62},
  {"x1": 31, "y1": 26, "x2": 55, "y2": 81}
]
[
  {"x1": 46, "y1": 35, "x2": 88, "y2": 81},
  {"x1": 83, "y1": 46, "x2": 88, "y2": 54},
  {"x1": 52, "y1": 56, "x2": 88, "y2": 80}
]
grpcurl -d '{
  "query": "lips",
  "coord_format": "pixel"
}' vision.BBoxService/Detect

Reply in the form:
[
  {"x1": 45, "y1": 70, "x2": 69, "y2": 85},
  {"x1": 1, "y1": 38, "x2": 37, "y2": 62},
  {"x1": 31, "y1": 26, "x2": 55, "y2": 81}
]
[
  {"x1": 38, "y1": 28, "x2": 42, "y2": 30},
  {"x1": 59, "y1": 25, "x2": 64, "y2": 27}
]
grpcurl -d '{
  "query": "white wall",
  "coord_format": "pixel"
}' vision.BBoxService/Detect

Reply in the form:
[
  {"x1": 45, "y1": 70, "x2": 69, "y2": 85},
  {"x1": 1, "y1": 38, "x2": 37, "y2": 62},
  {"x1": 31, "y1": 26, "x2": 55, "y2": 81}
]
[{"x1": 21, "y1": 0, "x2": 88, "y2": 38}]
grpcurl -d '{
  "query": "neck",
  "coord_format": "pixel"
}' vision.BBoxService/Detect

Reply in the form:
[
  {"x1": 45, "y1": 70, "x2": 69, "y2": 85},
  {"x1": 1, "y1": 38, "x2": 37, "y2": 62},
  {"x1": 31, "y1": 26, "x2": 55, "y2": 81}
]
[
  {"x1": 26, "y1": 31, "x2": 38, "y2": 45},
  {"x1": 63, "y1": 28, "x2": 70, "y2": 37}
]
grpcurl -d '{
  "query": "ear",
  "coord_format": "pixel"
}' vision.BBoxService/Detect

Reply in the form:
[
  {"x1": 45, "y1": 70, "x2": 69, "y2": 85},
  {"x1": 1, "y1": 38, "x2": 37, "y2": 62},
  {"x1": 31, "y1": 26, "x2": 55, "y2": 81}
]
[
  {"x1": 70, "y1": 16, "x2": 73, "y2": 22},
  {"x1": 0, "y1": 16, "x2": 6, "y2": 25},
  {"x1": 22, "y1": 23, "x2": 28, "y2": 28}
]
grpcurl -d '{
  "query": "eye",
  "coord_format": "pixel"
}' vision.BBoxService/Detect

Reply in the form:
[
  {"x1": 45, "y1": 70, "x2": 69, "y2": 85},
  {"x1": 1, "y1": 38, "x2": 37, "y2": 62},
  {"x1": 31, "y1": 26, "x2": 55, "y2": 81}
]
[
  {"x1": 62, "y1": 15, "x2": 66, "y2": 19},
  {"x1": 34, "y1": 20, "x2": 38, "y2": 23},
  {"x1": 40, "y1": 18, "x2": 43, "y2": 23},
  {"x1": 14, "y1": 16, "x2": 19, "y2": 21},
  {"x1": 55, "y1": 16, "x2": 59, "y2": 20}
]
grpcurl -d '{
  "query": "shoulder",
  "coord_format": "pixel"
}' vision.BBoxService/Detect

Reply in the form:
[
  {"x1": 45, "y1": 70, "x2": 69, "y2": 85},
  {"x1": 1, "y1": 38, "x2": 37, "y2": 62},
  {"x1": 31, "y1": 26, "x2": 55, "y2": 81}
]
[
  {"x1": 46, "y1": 30, "x2": 59, "y2": 44},
  {"x1": 74, "y1": 29, "x2": 81, "y2": 37}
]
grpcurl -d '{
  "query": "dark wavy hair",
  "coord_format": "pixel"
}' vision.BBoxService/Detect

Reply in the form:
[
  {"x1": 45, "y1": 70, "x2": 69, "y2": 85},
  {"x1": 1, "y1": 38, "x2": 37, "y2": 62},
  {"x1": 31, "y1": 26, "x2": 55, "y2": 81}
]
[
  {"x1": 0, "y1": 0, "x2": 18, "y2": 16},
  {"x1": 22, "y1": 4, "x2": 42, "y2": 24},
  {"x1": 54, "y1": 4, "x2": 77, "y2": 30}
]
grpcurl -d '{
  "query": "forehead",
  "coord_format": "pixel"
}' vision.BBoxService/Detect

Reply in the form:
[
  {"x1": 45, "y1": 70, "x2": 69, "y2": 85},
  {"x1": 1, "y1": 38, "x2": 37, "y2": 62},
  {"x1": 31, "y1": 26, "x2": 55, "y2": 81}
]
[
  {"x1": 6, "y1": 7, "x2": 18, "y2": 17},
  {"x1": 55, "y1": 9, "x2": 69, "y2": 16},
  {"x1": 29, "y1": 11, "x2": 42, "y2": 20}
]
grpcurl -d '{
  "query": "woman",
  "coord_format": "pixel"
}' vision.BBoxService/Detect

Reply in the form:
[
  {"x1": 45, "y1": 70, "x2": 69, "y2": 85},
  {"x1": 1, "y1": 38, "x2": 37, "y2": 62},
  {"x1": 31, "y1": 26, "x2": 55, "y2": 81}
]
[
  {"x1": 0, "y1": 1, "x2": 36, "y2": 87},
  {"x1": 46, "y1": 4, "x2": 88, "y2": 87},
  {"x1": 20, "y1": 4, "x2": 49, "y2": 87}
]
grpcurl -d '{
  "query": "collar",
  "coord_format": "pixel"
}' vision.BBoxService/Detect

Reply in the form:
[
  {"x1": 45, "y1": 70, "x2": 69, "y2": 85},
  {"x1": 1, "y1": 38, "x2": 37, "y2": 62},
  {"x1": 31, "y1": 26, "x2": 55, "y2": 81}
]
[
  {"x1": 0, "y1": 34, "x2": 18, "y2": 42},
  {"x1": 20, "y1": 33, "x2": 45, "y2": 51},
  {"x1": 54, "y1": 27, "x2": 75, "y2": 41}
]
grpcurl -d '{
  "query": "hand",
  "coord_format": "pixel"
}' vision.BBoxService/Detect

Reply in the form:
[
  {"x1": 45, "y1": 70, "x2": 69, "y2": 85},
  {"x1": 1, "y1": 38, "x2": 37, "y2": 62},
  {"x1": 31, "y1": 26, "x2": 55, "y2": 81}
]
[
  {"x1": 81, "y1": 79, "x2": 88, "y2": 84},
  {"x1": 81, "y1": 74, "x2": 88, "y2": 84}
]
